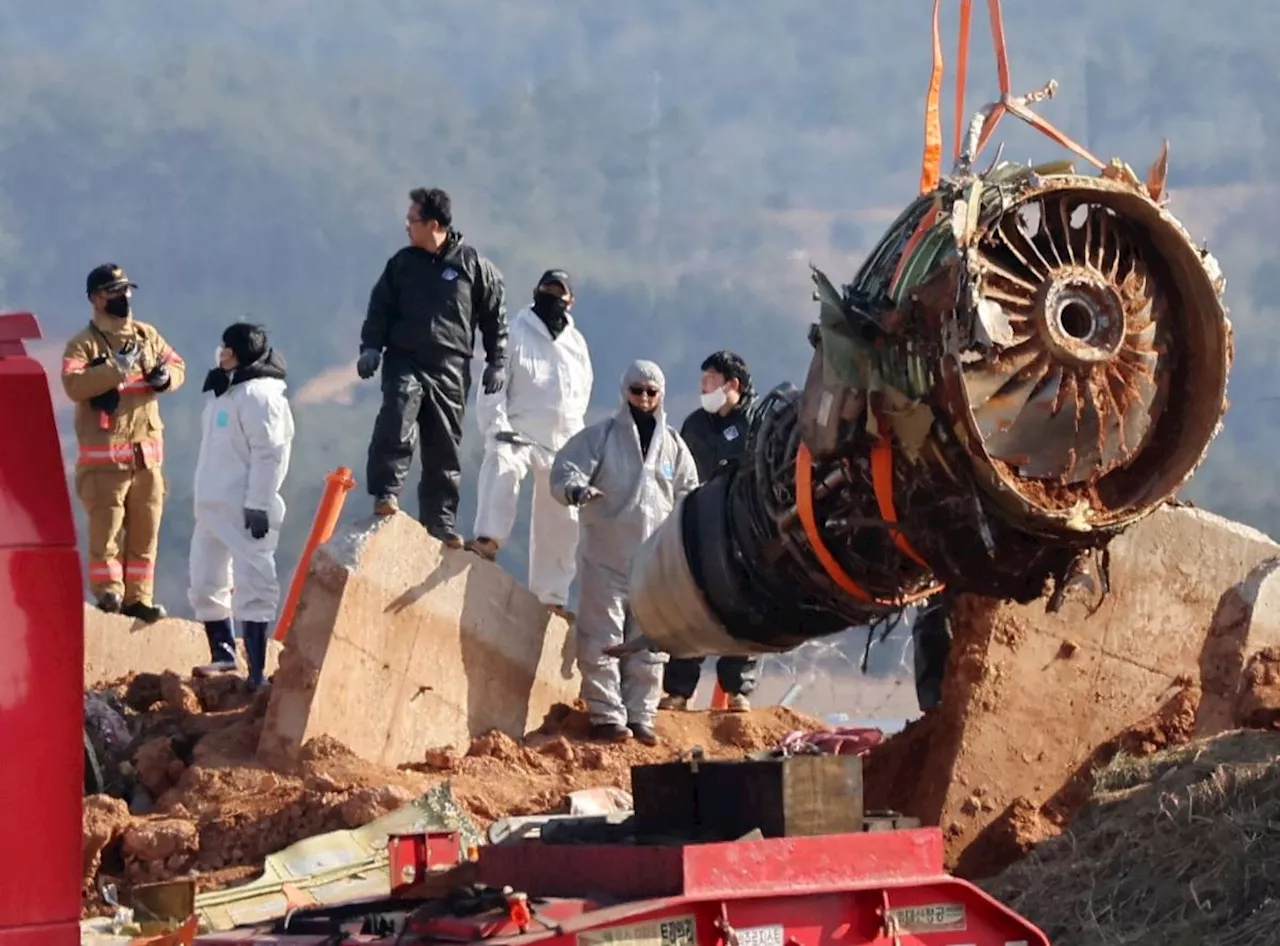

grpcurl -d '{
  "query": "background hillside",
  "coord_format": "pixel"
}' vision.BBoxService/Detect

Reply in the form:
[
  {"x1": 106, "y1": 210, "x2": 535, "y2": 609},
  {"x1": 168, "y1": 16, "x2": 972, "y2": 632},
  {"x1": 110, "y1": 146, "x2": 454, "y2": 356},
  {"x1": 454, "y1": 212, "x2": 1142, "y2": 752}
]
[{"x1": 9, "y1": 1, "x2": 1278, "y2": 670}]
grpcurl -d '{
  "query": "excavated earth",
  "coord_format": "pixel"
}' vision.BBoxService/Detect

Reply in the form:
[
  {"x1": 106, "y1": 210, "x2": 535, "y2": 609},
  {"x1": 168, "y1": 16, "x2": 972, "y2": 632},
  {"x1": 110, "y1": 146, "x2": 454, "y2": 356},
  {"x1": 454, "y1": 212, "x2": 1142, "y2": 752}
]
[{"x1": 81, "y1": 671, "x2": 823, "y2": 916}]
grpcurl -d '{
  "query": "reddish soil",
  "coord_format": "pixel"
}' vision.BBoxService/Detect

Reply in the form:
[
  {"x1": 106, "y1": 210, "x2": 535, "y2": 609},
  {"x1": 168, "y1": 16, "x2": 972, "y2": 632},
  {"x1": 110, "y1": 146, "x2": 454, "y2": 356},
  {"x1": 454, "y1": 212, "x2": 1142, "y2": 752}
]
[
  {"x1": 861, "y1": 593, "x2": 1206, "y2": 880},
  {"x1": 82, "y1": 673, "x2": 822, "y2": 916},
  {"x1": 1236, "y1": 646, "x2": 1280, "y2": 729}
]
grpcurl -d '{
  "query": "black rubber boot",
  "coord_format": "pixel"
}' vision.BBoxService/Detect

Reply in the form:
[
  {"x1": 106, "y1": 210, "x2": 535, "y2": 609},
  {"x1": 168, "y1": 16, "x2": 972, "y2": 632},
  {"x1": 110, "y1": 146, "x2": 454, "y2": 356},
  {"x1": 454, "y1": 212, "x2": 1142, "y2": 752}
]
[
  {"x1": 243, "y1": 620, "x2": 269, "y2": 690},
  {"x1": 121, "y1": 601, "x2": 166, "y2": 624},
  {"x1": 95, "y1": 592, "x2": 123, "y2": 614},
  {"x1": 193, "y1": 618, "x2": 238, "y2": 677}
]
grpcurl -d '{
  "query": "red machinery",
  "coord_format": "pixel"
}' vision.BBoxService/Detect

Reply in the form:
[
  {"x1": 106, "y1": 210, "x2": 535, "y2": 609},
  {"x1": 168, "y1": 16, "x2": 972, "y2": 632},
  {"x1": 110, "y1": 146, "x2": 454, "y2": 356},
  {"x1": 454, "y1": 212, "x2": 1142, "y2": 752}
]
[
  {"x1": 0, "y1": 313, "x2": 85, "y2": 945},
  {"x1": 192, "y1": 827, "x2": 1049, "y2": 945}
]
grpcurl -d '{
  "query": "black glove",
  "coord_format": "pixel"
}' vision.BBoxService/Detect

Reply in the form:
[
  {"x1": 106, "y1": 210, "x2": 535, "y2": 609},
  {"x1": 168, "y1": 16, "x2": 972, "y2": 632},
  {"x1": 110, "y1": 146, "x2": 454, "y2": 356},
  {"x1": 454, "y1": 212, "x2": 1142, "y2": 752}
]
[
  {"x1": 88, "y1": 388, "x2": 121, "y2": 415},
  {"x1": 145, "y1": 363, "x2": 170, "y2": 391},
  {"x1": 482, "y1": 361, "x2": 506, "y2": 395},
  {"x1": 566, "y1": 484, "x2": 604, "y2": 506},
  {"x1": 244, "y1": 508, "x2": 270, "y2": 540},
  {"x1": 356, "y1": 348, "x2": 381, "y2": 380},
  {"x1": 494, "y1": 430, "x2": 533, "y2": 446}
]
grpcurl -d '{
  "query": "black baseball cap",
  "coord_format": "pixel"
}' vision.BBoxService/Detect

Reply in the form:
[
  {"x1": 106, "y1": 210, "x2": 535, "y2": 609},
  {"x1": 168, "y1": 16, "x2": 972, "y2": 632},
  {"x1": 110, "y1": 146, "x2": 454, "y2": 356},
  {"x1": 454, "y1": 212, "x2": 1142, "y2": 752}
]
[
  {"x1": 86, "y1": 263, "x2": 137, "y2": 296},
  {"x1": 536, "y1": 269, "x2": 573, "y2": 295}
]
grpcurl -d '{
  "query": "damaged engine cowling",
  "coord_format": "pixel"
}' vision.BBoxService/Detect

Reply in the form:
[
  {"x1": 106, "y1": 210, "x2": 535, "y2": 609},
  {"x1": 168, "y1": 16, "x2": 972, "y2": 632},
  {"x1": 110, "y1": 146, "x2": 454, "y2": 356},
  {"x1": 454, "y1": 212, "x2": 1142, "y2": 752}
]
[{"x1": 631, "y1": 162, "x2": 1232, "y2": 658}]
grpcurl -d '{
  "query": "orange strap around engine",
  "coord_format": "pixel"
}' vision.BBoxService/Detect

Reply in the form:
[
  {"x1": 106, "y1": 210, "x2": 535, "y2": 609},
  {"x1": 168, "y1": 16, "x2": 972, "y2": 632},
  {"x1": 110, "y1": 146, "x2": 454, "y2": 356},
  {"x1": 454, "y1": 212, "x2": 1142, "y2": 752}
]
[
  {"x1": 795, "y1": 441, "x2": 875, "y2": 603},
  {"x1": 920, "y1": 0, "x2": 1106, "y2": 186},
  {"x1": 794, "y1": 442, "x2": 945, "y2": 606},
  {"x1": 953, "y1": 0, "x2": 972, "y2": 164},
  {"x1": 870, "y1": 436, "x2": 933, "y2": 570},
  {"x1": 918, "y1": 0, "x2": 945, "y2": 195}
]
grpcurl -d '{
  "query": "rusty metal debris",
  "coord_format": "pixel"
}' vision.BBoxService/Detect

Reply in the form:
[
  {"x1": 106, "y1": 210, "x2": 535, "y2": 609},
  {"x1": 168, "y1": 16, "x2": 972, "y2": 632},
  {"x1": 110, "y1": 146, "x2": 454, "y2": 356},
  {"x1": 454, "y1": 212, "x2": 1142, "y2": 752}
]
[{"x1": 629, "y1": 95, "x2": 1232, "y2": 659}]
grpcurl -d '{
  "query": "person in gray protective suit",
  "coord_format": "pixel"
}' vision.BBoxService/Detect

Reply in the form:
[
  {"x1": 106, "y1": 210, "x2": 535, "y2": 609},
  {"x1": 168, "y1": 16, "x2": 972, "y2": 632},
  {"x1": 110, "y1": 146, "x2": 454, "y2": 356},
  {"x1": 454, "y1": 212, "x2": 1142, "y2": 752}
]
[{"x1": 551, "y1": 359, "x2": 699, "y2": 746}]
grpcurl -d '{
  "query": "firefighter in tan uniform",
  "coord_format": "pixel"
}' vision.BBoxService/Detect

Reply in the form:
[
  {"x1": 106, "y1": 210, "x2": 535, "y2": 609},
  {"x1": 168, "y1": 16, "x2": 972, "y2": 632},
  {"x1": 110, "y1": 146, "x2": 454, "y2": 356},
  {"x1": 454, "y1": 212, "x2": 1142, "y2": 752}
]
[{"x1": 61, "y1": 264, "x2": 186, "y2": 622}]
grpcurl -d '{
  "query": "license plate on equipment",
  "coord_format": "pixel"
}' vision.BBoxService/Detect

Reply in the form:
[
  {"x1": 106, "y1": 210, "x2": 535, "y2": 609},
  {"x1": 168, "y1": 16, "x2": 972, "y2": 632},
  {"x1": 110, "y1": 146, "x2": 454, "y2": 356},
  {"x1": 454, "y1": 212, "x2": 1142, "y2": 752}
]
[{"x1": 886, "y1": 902, "x2": 967, "y2": 933}]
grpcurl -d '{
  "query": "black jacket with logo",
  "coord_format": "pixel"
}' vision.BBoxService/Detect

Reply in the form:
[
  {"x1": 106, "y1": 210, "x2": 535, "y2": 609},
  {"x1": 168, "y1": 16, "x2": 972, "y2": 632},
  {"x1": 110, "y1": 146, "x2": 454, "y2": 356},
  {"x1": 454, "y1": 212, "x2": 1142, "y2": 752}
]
[
  {"x1": 679, "y1": 404, "x2": 752, "y2": 481},
  {"x1": 360, "y1": 231, "x2": 508, "y2": 367}
]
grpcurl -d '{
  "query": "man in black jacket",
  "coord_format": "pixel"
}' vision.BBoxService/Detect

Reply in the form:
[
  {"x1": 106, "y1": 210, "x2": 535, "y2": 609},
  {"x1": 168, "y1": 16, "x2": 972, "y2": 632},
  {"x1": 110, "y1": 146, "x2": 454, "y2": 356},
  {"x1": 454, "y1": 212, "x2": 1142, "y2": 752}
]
[
  {"x1": 659, "y1": 350, "x2": 760, "y2": 712},
  {"x1": 357, "y1": 187, "x2": 508, "y2": 546}
]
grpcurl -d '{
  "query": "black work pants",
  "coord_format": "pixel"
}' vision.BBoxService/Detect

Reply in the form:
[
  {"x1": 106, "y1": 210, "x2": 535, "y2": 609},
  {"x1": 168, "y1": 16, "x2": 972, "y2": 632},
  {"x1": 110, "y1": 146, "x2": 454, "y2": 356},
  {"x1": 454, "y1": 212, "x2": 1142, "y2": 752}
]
[
  {"x1": 366, "y1": 349, "x2": 470, "y2": 534},
  {"x1": 663, "y1": 654, "x2": 758, "y2": 699},
  {"x1": 912, "y1": 597, "x2": 953, "y2": 711}
]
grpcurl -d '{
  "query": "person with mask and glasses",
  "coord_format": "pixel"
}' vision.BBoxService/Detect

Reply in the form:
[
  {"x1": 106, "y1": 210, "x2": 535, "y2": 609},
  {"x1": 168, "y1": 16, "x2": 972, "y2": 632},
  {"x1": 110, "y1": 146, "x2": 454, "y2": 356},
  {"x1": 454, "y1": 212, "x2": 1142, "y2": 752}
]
[{"x1": 551, "y1": 361, "x2": 699, "y2": 745}]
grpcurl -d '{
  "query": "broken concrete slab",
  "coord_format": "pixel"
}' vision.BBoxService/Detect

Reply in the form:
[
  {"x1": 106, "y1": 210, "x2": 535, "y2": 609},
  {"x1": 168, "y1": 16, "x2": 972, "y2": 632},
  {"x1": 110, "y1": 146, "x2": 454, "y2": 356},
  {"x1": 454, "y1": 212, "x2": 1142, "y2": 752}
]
[
  {"x1": 257, "y1": 512, "x2": 580, "y2": 768},
  {"x1": 84, "y1": 607, "x2": 281, "y2": 686},
  {"x1": 864, "y1": 504, "x2": 1280, "y2": 877}
]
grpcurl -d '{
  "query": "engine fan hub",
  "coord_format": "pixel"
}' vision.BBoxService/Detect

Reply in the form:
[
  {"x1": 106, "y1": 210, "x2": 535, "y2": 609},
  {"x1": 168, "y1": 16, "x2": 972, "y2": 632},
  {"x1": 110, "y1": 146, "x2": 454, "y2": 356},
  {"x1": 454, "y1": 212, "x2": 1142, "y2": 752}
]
[{"x1": 1036, "y1": 268, "x2": 1126, "y2": 366}]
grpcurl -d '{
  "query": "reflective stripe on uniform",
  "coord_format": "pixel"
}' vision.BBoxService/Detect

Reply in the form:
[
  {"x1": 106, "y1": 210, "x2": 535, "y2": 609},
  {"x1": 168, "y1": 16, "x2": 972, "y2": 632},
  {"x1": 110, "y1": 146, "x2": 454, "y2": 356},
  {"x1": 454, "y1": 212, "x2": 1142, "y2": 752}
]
[
  {"x1": 89, "y1": 561, "x2": 124, "y2": 582},
  {"x1": 159, "y1": 345, "x2": 185, "y2": 367},
  {"x1": 76, "y1": 440, "x2": 164, "y2": 466},
  {"x1": 125, "y1": 561, "x2": 155, "y2": 580},
  {"x1": 63, "y1": 357, "x2": 88, "y2": 373},
  {"x1": 119, "y1": 375, "x2": 152, "y2": 396}
]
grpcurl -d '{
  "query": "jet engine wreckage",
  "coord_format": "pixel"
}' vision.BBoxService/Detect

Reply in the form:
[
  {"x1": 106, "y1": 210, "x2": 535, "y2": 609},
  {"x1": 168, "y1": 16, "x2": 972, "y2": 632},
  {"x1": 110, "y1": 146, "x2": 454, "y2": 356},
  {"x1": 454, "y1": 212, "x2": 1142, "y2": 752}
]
[{"x1": 629, "y1": 10, "x2": 1232, "y2": 660}]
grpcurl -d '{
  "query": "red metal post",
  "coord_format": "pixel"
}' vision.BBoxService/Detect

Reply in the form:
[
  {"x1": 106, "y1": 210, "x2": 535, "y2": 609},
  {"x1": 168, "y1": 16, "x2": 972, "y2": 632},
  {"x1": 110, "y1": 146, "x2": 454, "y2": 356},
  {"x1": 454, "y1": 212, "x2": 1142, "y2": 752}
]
[{"x1": 0, "y1": 313, "x2": 83, "y2": 946}]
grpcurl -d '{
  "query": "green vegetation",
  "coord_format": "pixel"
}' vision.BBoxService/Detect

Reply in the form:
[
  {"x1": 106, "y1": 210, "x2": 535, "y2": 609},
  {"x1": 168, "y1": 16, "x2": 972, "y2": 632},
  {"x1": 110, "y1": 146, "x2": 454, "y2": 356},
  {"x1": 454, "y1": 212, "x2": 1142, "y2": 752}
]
[{"x1": 6, "y1": 1, "x2": 1275, "y2": 611}]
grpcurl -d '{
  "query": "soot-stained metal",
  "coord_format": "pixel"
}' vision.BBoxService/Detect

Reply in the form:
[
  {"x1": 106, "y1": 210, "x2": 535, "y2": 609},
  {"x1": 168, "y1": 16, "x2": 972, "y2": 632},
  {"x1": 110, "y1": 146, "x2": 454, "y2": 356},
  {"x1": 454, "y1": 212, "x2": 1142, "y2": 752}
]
[{"x1": 627, "y1": 83, "x2": 1232, "y2": 661}]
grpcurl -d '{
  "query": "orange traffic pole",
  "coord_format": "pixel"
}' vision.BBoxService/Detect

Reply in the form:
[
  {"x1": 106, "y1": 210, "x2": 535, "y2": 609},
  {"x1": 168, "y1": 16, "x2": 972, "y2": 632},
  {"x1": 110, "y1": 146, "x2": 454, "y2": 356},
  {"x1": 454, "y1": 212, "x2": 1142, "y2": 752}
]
[
  {"x1": 711, "y1": 682, "x2": 729, "y2": 710},
  {"x1": 274, "y1": 466, "x2": 356, "y2": 642}
]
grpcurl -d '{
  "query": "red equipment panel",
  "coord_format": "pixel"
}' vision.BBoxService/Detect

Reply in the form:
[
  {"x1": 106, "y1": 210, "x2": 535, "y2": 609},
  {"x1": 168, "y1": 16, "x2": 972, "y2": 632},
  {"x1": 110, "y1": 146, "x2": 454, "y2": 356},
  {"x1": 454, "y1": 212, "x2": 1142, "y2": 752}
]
[
  {"x1": 194, "y1": 829, "x2": 1050, "y2": 945},
  {"x1": 0, "y1": 313, "x2": 84, "y2": 946}
]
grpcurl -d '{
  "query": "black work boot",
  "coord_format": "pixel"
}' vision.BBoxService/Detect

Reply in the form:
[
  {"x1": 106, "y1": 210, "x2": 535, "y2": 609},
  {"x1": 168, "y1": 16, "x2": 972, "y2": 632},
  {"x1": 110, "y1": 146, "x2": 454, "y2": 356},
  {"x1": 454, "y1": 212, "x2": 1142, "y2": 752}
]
[
  {"x1": 374, "y1": 494, "x2": 399, "y2": 517},
  {"x1": 95, "y1": 592, "x2": 123, "y2": 614},
  {"x1": 628, "y1": 722, "x2": 659, "y2": 747},
  {"x1": 121, "y1": 601, "x2": 166, "y2": 624},
  {"x1": 429, "y1": 527, "x2": 465, "y2": 550},
  {"x1": 194, "y1": 618, "x2": 238, "y2": 677},
  {"x1": 589, "y1": 722, "x2": 632, "y2": 743},
  {"x1": 243, "y1": 621, "x2": 270, "y2": 691}
]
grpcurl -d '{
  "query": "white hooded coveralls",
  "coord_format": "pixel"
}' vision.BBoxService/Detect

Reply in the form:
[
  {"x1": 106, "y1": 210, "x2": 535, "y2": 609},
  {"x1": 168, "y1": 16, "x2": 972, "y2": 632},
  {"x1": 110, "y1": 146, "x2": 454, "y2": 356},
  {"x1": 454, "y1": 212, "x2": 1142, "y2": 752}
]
[
  {"x1": 188, "y1": 362, "x2": 295, "y2": 624},
  {"x1": 474, "y1": 305, "x2": 593, "y2": 606},
  {"x1": 550, "y1": 360, "x2": 699, "y2": 727}
]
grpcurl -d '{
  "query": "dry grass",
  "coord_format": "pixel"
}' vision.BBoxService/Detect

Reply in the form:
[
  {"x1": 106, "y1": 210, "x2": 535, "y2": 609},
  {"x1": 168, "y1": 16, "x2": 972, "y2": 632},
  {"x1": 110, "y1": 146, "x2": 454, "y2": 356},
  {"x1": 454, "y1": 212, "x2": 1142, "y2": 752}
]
[{"x1": 983, "y1": 731, "x2": 1280, "y2": 946}]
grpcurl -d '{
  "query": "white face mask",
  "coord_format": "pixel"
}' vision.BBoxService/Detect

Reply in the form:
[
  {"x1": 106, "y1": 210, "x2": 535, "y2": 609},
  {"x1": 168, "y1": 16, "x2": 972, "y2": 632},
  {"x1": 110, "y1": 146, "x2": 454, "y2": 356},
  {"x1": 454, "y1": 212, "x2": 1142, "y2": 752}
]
[{"x1": 700, "y1": 386, "x2": 728, "y2": 414}]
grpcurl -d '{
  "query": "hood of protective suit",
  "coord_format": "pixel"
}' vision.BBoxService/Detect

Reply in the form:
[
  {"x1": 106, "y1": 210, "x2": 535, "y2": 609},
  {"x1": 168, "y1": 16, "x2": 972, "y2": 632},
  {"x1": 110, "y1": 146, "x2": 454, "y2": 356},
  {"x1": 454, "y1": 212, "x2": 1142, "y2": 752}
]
[
  {"x1": 203, "y1": 347, "x2": 288, "y2": 397},
  {"x1": 617, "y1": 359, "x2": 667, "y2": 431}
]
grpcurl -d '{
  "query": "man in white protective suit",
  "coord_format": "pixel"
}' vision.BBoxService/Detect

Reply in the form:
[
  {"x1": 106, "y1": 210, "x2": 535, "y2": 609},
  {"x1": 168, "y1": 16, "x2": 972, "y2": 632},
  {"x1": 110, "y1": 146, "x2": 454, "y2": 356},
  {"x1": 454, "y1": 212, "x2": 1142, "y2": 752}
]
[
  {"x1": 468, "y1": 269, "x2": 593, "y2": 617},
  {"x1": 550, "y1": 360, "x2": 699, "y2": 746},
  {"x1": 188, "y1": 322, "x2": 295, "y2": 690}
]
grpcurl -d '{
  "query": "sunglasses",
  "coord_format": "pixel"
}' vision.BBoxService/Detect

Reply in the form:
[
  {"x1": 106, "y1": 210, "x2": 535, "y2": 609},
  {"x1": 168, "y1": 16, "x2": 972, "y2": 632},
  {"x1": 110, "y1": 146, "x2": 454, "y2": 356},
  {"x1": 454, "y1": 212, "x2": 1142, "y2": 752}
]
[{"x1": 629, "y1": 385, "x2": 660, "y2": 397}]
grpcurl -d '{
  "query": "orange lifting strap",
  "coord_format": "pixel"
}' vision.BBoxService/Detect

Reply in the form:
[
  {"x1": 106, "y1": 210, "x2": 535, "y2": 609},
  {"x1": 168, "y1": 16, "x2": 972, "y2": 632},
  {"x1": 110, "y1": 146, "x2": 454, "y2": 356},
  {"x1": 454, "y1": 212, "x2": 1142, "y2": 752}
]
[
  {"x1": 919, "y1": 0, "x2": 1104, "y2": 196},
  {"x1": 794, "y1": 442, "x2": 944, "y2": 607}
]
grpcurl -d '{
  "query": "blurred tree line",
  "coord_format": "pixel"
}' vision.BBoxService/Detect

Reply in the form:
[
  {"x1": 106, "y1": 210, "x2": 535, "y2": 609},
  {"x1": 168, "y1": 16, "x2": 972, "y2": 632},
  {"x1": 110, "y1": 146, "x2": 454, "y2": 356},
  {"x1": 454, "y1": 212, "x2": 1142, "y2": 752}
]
[{"x1": 1, "y1": 0, "x2": 1276, "y2": 622}]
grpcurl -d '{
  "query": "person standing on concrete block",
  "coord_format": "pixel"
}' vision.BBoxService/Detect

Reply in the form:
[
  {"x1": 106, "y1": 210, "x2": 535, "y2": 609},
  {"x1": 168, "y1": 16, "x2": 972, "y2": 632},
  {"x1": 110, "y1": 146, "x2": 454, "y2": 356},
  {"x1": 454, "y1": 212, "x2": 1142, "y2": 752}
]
[
  {"x1": 660, "y1": 350, "x2": 760, "y2": 713},
  {"x1": 357, "y1": 187, "x2": 509, "y2": 547},
  {"x1": 551, "y1": 360, "x2": 699, "y2": 746},
  {"x1": 61, "y1": 263, "x2": 187, "y2": 623},
  {"x1": 189, "y1": 323, "x2": 295, "y2": 690},
  {"x1": 468, "y1": 269, "x2": 593, "y2": 619}
]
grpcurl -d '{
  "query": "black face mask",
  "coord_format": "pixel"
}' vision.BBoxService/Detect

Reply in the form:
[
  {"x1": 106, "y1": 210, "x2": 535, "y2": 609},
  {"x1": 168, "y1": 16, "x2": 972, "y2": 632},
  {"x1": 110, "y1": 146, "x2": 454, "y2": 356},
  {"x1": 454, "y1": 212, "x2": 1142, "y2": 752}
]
[
  {"x1": 532, "y1": 292, "x2": 570, "y2": 335},
  {"x1": 104, "y1": 295, "x2": 131, "y2": 318}
]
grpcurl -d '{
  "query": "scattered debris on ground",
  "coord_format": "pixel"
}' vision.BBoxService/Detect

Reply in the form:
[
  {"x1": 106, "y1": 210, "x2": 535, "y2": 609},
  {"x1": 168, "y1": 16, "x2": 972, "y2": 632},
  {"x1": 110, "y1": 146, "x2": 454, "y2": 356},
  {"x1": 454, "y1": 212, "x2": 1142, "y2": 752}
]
[
  {"x1": 983, "y1": 730, "x2": 1280, "y2": 946},
  {"x1": 81, "y1": 672, "x2": 824, "y2": 916}
]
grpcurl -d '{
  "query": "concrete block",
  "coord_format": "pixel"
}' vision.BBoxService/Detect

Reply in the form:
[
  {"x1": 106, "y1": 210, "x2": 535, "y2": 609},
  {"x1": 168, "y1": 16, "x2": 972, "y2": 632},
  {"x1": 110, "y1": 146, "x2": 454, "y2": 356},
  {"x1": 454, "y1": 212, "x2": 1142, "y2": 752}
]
[
  {"x1": 257, "y1": 512, "x2": 580, "y2": 767},
  {"x1": 864, "y1": 504, "x2": 1280, "y2": 874},
  {"x1": 85, "y1": 607, "x2": 281, "y2": 686}
]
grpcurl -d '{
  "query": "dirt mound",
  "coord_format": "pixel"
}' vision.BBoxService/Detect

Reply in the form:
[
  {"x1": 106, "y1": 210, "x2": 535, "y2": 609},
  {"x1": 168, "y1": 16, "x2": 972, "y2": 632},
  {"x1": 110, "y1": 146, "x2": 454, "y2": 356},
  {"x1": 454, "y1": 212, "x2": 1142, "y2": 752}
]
[
  {"x1": 82, "y1": 678, "x2": 822, "y2": 915},
  {"x1": 410, "y1": 703, "x2": 822, "y2": 824},
  {"x1": 983, "y1": 730, "x2": 1280, "y2": 945}
]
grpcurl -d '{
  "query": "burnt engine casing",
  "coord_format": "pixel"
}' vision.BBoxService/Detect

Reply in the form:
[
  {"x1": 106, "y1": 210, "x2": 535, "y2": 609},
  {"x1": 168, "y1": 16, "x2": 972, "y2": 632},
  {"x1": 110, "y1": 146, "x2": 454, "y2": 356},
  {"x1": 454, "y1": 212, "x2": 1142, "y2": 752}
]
[{"x1": 631, "y1": 163, "x2": 1232, "y2": 658}]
